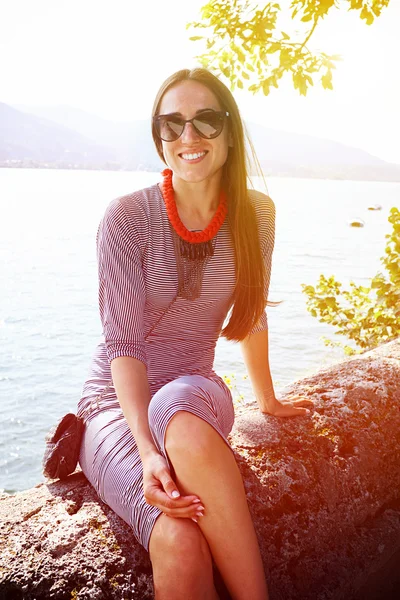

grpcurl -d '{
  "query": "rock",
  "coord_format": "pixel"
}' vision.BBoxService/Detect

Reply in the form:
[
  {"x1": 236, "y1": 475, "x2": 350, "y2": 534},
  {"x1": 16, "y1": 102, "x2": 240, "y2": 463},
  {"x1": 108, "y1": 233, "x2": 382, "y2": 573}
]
[
  {"x1": 1, "y1": 339, "x2": 400, "y2": 599},
  {"x1": 0, "y1": 472, "x2": 154, "y2": 600},
  {"x1": 231, "y1": 338, "x2": 400, "y2": 600}
]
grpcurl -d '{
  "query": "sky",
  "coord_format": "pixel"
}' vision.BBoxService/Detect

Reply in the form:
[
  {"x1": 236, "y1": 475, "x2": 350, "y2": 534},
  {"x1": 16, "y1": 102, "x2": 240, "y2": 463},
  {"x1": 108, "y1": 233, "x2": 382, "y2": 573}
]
[{"x1": 2, "y1": 0, "x2": 400, "y2": 164}]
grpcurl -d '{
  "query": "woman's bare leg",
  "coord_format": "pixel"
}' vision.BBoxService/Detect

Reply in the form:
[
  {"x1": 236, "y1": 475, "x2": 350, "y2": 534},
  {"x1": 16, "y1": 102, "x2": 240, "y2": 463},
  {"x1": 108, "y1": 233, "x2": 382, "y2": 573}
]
[
  {"x1": 148, "y1": 513, "x2": 220, "y2": 600},
  {"x1": 164, "y1": 411, "x2": 269, "y2": 600}
]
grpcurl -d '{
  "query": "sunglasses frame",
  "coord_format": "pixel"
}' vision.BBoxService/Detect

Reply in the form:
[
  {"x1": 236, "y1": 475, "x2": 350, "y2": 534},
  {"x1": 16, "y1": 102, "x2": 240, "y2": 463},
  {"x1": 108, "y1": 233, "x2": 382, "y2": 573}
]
[{"x1": 153, "y1": 109, "x2": 230, "y2": 142}]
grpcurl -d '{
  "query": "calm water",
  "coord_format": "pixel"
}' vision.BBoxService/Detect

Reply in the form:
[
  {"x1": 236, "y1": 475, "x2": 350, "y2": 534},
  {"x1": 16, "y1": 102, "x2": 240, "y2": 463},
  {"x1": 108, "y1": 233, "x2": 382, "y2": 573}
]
[{"x1": 1, "y1": 168, "x2": 399, "y2": 494}]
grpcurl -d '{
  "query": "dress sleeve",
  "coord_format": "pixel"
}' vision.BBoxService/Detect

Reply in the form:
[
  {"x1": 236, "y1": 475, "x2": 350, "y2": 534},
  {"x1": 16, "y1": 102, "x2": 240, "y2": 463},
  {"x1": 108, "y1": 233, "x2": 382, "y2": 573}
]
[
  {"x1": 97, "y1": 197, "x2": 147, "y2": 366},
  {"x1": 248, "y1": 192, "x2": 276, "y2": 335}
]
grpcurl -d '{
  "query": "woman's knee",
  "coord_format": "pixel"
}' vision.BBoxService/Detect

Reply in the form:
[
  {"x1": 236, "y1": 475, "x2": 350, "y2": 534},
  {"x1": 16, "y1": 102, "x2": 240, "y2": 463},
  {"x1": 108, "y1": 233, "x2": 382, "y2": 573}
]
[
  {"x1": 148, "y1": 379, "x2": 194, "y2": 420},
  {"x1": 165, "y1": 410, "x2": 219, "y2": 457},
  {"x1": 149, "y1": 514, "x2": 211, "y2": 566},
  {"x1": 148, "y1": 378, "x2": 228, "y2": 458}
]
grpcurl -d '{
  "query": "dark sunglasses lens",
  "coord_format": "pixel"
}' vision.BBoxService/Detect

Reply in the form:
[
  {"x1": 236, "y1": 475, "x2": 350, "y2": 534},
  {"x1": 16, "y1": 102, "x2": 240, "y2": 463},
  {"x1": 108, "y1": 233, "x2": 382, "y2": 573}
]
[
  {"x1": 193, "y1": 111, "x2": 223, "y2": 138},
  {"x1": 155, "y1": 111, "x2": 225, "y2": 141},
  {"x1": 156, "y1": 116, "x2": 183, "y2": 141}
]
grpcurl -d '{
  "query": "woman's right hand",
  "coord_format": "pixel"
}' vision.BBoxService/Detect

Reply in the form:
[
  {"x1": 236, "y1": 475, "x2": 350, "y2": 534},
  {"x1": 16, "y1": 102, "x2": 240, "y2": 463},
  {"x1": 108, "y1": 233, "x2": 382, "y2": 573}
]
[{"x1": 142, "y1": 451, "x2": 204, "y2": 521}]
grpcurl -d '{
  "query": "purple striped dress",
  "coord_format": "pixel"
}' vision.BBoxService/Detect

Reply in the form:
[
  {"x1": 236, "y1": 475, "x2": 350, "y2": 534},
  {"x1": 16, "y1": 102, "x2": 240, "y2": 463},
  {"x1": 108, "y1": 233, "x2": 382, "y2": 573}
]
[{"x1": 77, "y1": 182, "x2": 275, "y2": 552}]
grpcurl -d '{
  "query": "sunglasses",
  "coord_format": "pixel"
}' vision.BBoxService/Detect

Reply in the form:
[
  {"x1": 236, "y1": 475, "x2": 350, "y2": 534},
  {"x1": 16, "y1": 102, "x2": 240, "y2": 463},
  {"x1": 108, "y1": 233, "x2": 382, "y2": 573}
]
[{"x1": 153, "y1": 109, "x2": 229, "y2": 142}]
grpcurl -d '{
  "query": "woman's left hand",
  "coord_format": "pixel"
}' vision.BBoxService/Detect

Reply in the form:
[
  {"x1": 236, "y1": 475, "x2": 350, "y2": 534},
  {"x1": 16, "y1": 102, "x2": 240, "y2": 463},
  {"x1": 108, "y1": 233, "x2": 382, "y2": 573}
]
[{"x1": 261, "y1": 394, "x2": 315, "y2": 417}]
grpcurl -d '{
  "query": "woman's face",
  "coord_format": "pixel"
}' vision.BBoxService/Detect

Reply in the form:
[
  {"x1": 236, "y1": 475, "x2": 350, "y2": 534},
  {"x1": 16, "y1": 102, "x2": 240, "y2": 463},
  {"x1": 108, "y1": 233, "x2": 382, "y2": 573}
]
[{"x1": 157, "y1": 79, "x2": 231, "y2": 186}]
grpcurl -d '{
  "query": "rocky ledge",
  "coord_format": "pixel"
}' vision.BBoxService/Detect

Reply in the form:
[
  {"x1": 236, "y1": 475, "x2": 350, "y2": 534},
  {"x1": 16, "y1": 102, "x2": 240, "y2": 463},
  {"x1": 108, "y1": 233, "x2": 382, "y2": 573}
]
[{"x1": 1, "y1": 339, "x2": 400, "y2": 599}]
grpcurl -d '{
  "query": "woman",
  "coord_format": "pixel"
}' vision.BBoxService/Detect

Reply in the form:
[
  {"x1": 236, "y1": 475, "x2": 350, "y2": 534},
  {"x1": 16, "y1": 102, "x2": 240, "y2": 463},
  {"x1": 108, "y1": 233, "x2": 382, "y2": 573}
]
[{"x1": 77, "y1": 67, "x2": 314, "y2": 600}]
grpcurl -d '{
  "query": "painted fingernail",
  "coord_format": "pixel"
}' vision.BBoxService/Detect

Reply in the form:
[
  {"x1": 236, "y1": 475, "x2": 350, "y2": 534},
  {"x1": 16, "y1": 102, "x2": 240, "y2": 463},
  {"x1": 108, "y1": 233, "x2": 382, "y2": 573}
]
[
  {"x1": 191, "y1": 517, "x2": 198, "y2": 523},
  {"x1": 196, "y1": 511, "x2": 204, "y2": 518},
  {"x1": 172, "y1": 490, "x2": 180, "y2": 498},
  {"x1": 197, "y1": 505, "x2": 205, "y2": 511},
  {"x1": 191, "y1": 499, "x2": 201, "y2": 503}
]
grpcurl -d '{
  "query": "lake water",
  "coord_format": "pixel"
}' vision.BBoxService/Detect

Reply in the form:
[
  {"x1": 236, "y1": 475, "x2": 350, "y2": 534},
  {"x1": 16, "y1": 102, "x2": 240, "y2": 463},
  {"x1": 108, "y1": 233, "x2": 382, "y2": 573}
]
[{"x1": 1, "y1": 168, "x2": 399, "y2": 494}]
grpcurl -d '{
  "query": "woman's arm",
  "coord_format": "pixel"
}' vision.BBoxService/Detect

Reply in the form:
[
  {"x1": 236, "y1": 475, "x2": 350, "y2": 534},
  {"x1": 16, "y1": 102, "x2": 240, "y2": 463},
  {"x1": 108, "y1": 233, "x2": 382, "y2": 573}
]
[
  {"x1": 97, "y1": 196, "x2": 158, "y2": 459},
  {"x1": 240, "y1": 329, "x2": 279, "y2": 414},
  {"x1": 241, "y1": 329, "x2": 314, "y2": 417},
  {"x1": 240, "y1": 191, "x2": 277, "y2": 413},
  {"x1": 111, "y1": 356, "x2": 159, "y2": 460},
  {"x1": 240, "y1": 192, "x2": 313, "y2": 418}
]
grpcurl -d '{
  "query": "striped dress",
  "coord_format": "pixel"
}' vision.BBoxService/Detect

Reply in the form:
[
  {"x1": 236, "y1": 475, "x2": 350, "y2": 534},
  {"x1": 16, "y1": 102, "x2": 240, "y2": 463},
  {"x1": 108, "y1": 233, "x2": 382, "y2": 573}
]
[{"x1": 77, "y1": 181, "x2": 275, "y2": 552}]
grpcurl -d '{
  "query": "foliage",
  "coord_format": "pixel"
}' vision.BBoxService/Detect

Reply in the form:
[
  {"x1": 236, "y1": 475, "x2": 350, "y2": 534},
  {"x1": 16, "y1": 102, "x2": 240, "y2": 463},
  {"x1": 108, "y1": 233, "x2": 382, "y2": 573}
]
[
  {"x1": 187, "y1": 0, "x2": 390, "y2": 95},
  {"x1": 223, "y1": 372, "x2": 248, "y2": 406},
  {"x1": 301, "y1": 207, "x2": 400, "y2": 355}
]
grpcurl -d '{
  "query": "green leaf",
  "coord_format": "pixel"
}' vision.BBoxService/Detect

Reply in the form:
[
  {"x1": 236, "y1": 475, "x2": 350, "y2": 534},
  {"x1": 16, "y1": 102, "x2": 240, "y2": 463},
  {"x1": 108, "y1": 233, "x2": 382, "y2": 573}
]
[
  {"x1": 189, "y1": 36, "x2": 204, "y2": 41},
  {"x1": 221, "y1": 66, "x2": 231, "y2": 78},
  {"x1": 321, "y1": 73, "x2": 333, "y2": 90},
  {"x1": 293, "y1": 72, "x2": 308, "y2": 95},
  {"x1": 325, "y1": 297, "x2": 338, "y2": 308},
  {"x1": 360, "y1": 6, "x2": 374, "y2": 25},
  {"x1": 269, "y1": 42, "x2": 280, "y2": 53}
]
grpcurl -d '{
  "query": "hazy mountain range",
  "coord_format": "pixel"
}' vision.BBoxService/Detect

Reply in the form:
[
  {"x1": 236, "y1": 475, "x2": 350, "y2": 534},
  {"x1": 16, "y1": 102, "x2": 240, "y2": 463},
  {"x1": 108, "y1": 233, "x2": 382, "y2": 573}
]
[{"x1": 1, "y1": 101, "x2": 400, "y2": 182}]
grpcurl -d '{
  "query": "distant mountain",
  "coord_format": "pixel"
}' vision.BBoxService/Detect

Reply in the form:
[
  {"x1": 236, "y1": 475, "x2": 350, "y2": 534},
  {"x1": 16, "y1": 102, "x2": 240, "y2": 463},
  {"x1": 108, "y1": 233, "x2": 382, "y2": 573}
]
[
  {"x1": 0, "y1": 103, "x2": 117, "y2": 167},
  {"x1": 6, "y1": 103, "x2": 163, "y2": 170},
  {"x1": 2, "y1": 102, "x2": 400, "y2": 181}
]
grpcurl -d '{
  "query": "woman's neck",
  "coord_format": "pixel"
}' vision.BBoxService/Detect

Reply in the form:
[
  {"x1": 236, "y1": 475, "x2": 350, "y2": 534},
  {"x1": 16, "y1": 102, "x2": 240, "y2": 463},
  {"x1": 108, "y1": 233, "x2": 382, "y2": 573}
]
[{"x1": 172, "y1": 172, "x2": 222, "y2": 221}]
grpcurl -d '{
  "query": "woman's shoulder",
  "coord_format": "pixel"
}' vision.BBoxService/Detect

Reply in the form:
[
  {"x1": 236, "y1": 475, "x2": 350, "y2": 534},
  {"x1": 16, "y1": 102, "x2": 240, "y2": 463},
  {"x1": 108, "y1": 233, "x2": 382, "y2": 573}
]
[
  {"x1": 247, "y1": 189, "x2": 275, "y2": 226},
  {"x1": 101, "y1": 183, "x2": 164, "y2": 244},
  {"x1": 247, "y1": 188, "x2": 275, "y2": 210},
  {"x1": 104, "y1": 183, "x2": 159, "y2": 226},
  {"x1": 98, "y1": 183, "x2": 160, "y2": 253}
]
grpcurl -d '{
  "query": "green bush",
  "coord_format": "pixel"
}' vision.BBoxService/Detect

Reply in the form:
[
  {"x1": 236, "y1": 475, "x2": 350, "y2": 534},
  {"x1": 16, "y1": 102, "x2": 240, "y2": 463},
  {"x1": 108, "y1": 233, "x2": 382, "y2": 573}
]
[{"x1": 301, "y1": 207, "x2": 400, "y2": 355}]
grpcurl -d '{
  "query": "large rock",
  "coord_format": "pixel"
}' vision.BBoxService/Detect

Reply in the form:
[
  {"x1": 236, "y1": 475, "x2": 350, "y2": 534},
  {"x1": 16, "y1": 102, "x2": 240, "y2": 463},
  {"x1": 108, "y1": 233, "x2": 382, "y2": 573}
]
[{"x1": 1, "y1": 339, "x2": 400, "y2": 599}]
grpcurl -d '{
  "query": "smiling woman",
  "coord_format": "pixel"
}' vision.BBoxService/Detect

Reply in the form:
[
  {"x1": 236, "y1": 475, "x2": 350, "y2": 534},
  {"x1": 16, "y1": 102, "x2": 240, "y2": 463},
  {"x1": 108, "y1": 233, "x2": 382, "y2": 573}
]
[
  {"x1": 152, "y1": 79, "x2": 231, "y2": 195},
  {"x1": 76, "y1": 66, "x2": 311, "y2": 600},
  {"x1": 150, "y1": 69, "x2": 276, "y2": 341}
]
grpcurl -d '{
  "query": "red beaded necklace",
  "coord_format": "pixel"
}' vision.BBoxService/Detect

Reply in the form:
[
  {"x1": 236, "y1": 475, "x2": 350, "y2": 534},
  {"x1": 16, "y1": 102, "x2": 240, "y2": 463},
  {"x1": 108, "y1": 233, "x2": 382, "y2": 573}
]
[{"x1": 161, "y1": 168, "x2": 227, "y2": 245}]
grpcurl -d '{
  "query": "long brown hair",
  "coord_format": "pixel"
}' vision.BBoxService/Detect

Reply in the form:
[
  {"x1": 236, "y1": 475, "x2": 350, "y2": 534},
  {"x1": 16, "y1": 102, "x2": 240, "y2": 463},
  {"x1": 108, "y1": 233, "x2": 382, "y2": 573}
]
[{"x1": 151, "y1": 67, "x2": 278, "y2": 342}]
